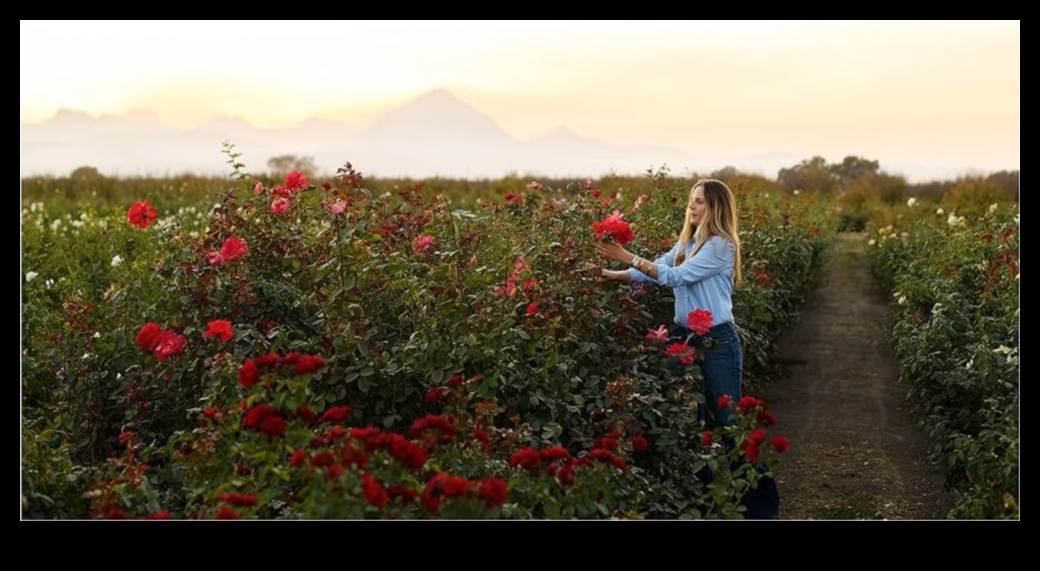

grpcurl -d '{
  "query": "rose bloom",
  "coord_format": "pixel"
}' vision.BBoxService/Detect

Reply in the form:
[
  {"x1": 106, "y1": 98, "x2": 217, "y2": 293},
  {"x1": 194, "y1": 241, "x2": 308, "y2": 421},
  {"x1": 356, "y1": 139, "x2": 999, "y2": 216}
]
[
  {"x1": 413, "y1": 234, "x2": 435, "y2": 253},
  {"x1": 127, "y1": 201, "x2": 157, "y2": 229},
  {"x1": 270, "y1": 197, "x2": 291, "y2": 215},
  {"x1": 284, "y1": 170, "x2": 310, "y2": 192},
  {"x1": 136, "y1": 322, "x2": 163, "y2": 352},
  {"x1": 203, "y1": 320, "x2": 234, "y2": 342},
  {"x1": 153, "y1": 331, "x2": 187, "y2": 361},
  {"x1": 630, "y1": 435, "x2": 649, "y2": 452},
  {"x1": 326, "y1": 199, "x2": 347, "y2": 215},
  {"x1": 771, "y1": 435, "x2": 791, "y2": 453},
  {"x1": 645, "y1": 325, "x2": 668, "y2": 342},
  {"x1": 208, "y1": 237, "x2": 249, "y2": 265},
  {"x1": 591, "y1": 210, "x2": 634, "y2": 245},
  {"x1": 687, "y1": 308, "x2": 714, "y2": 336},
  {"x1": 526, "y1": 304, "x2": 538, "y2": 316},
  {"x1": 478, "y1": 478, "x2": 509, "y2": 509}
]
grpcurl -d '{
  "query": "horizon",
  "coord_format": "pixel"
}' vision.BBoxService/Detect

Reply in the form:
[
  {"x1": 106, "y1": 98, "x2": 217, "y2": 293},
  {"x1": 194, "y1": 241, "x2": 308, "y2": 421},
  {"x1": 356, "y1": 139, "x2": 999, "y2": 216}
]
[{"x1": 20, "y1": 20, "x2": 1020, "y2": 183}]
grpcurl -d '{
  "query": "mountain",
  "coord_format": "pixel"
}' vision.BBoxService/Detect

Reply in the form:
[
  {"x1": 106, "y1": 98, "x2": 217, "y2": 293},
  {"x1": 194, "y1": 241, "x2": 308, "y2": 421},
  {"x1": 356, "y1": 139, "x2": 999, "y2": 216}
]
[{"x1": 20, "y1": 90, "x2": 728, "y2": 179}]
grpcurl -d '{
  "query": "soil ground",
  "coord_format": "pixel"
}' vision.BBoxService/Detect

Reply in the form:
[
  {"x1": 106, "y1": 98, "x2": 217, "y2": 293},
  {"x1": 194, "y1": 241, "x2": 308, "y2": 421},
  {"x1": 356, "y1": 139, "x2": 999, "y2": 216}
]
[{"x1": 755, "y1": 233, "x2": 955, "y2": 520}]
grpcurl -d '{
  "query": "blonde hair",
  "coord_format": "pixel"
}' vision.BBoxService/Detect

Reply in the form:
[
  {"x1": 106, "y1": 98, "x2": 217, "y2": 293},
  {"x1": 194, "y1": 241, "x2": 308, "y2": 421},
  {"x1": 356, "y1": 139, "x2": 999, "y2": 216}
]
[{"x1": 674, "y1": 179, "x2": 743, "y2": 286}]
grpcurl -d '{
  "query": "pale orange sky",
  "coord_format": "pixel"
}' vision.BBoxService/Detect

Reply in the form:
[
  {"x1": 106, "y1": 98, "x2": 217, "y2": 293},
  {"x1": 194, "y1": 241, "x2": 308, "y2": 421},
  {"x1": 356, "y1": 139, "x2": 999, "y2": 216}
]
[{"x1": 20, "y1": 20, "x2": 1019, "y2": 175}]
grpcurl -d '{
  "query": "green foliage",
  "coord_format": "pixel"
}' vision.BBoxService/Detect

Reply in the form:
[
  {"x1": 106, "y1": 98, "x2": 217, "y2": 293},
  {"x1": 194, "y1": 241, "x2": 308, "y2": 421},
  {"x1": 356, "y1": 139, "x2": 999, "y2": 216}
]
[
  {"x1": 22, "y1": 158, "x2": 823, "y2": 518},
  {"x1": 866, "y1": 205, "x2": 1019, "y2": 518}
]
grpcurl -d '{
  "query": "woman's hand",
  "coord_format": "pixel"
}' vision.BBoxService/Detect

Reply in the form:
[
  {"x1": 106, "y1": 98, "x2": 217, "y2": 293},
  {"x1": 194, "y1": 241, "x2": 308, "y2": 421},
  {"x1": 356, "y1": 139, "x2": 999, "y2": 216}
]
[{"x1": 595, "y1": 241, "x2": 633, "y2": 265}]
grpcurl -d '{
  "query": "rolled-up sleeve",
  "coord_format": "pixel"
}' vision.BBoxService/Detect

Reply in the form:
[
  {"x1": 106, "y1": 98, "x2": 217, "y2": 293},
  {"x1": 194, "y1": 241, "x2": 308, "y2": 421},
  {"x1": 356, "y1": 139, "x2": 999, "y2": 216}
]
[
  {"x1": 654, "y1": 238, "x2": 732, "y2": 288},
  {"x1": 629, "y1": 241, "x2": 680, "y2": 284}
]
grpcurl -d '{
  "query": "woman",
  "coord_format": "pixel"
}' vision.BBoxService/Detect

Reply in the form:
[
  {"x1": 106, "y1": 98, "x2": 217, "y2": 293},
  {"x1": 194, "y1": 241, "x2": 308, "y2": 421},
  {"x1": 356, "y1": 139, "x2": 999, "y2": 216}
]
[
  {"x1": 595, "y1": 178, "x2": 780, "y2": 519},
  {"x1": 595, "y1": 178, "x2": 743, "y2": 427}
]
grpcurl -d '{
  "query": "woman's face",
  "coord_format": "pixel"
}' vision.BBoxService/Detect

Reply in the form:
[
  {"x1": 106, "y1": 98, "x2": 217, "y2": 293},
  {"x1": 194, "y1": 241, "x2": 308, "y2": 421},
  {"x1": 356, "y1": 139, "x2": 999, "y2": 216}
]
[{"x1": 687, "y1": 185, "x2": 707, "y2": 225}]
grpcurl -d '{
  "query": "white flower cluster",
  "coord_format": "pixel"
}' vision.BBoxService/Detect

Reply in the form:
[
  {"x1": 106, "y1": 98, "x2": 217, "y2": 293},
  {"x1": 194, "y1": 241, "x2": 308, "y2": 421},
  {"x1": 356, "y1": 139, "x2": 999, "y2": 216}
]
[
  {"x1": 907, "y1": 197, "x2": 917, "y2": 207},
  {"x1": 947, "y1": 213, "x2": 965, "y2": 227},
  {"x1": 989, "y1": 203, "x2": 999, "y2": 213}
]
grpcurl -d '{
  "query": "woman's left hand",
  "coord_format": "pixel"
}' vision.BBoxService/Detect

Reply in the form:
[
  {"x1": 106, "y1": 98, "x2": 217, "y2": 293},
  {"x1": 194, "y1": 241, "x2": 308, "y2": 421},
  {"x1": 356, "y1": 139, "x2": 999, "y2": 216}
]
[{"x1": 595, "y1": 241, "x2": 632, "y2": 265}]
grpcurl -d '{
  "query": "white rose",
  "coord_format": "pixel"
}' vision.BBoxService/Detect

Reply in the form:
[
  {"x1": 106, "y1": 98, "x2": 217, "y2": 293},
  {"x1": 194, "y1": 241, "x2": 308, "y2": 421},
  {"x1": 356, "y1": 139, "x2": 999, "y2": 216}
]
[
  {"x1": 907, "y1": 197, "x2": 917, "y2": 207},
  {"x1": 111, "y1": 255, "x2": 123, "y2": 267},
  {"x1": 25, "y1": 271, "x2": 38, "y2": 282}
]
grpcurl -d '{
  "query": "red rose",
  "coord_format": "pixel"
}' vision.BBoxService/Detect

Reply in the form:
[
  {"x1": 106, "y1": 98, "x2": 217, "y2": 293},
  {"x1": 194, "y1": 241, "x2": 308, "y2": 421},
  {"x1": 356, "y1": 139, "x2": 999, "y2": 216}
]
[
  {"x1": 771, "y1": 435, "x2": 790, "y2": 453},
  {"x1": 216, "y1": 492, "x2": 259, "y2": 507},
  {"x1": 284, "y1": 170, "x2": 309, "y2": 191},
  {"x1": 477, "y1": 478, "x2": 509, "y2": 509},
  {"x1": 135, "y1": 322, "x2": 163, "y2": 352},
  {"x1": 203, "y1": 320, "x2": 234, "y2": 342},
  {"x1": 127, "y1": 201, "x2": 157, "y2": 229},
  {"x1": 153, "y1": 331, "x2": 187, "y2": 361},
  {"x1": 208, "y1": 237, "x2": 249, "y2": 265},
  {"x1": 717, "y1": 394, "x2": 733, "y2": 410},
  {"x1": 260, "y1": 415, "x2": 286, "y2": 437},
  {"x1": 321, "y1": 406, "x2": 352, "y2": 424},
  {"x1": 701, "y1": 431, "x2": 713, "y2": 447},
  {"x1": 630, "y1": 435, "x2": 649, "y2": 452},
  {"x1": 591, "y1": 210, "x2": 634, "y2": 245},
  {"x1": 362, "y1": 474, "x2": 389, "y2": 508},
  {"x1": 239, "y1": 360, "x2": 259, "y2": 388},
  {"x1": 686, "y1": 308, "x2": 714, "y2": 336}
]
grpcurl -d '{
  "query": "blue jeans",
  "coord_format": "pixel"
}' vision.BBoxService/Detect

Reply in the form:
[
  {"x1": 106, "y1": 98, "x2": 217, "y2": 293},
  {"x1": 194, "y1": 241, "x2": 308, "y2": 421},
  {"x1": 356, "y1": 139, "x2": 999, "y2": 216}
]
[
  {"x1": 670, "y1": 321, "x2": 743, "y2": 427},
  {"x1": 670, "y1": 322, "x2": 780, "y2": 518}
]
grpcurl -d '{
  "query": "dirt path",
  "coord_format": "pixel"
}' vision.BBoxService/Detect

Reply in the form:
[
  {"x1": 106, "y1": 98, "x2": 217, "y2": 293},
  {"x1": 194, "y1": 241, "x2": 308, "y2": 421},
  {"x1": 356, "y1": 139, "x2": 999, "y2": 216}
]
[{"x1": 756, "y1": 233, "x2": 954, "y2": 519}]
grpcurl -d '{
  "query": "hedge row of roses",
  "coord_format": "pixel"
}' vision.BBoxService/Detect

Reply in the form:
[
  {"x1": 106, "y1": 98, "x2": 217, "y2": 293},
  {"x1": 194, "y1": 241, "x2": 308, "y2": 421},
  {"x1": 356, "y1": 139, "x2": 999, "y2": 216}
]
[
  {"x1": 23, "y1": 159, "x2": 828, "y2": 518},
  {"x1": 866, "y1": 201, "x2": 1018, "y2": 519}
]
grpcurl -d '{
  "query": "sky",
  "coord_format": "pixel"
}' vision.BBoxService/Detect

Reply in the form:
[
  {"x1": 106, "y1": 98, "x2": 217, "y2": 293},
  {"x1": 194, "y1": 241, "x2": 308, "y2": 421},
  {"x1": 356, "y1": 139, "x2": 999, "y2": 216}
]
[{"x1": 20, "y1": 20, "x2": 1020, "y2": 179}]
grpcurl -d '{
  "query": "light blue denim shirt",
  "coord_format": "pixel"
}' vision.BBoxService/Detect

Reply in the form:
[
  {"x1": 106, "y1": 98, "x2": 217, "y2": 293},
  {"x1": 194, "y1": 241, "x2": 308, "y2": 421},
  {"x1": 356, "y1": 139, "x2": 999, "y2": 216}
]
[{"x1": 628, "y1": 235, "x2": 736, "y2": 328}]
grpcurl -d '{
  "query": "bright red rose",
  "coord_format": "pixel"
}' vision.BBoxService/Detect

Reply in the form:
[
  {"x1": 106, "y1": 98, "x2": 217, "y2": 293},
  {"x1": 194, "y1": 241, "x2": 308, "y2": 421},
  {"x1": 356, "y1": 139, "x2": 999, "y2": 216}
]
[
  {"x1": 127, "y1": 201, "x2": 158, "y2": 229},
  {"x1": 701, "y1": 431, "x2": 713, "y2": 447},
  {"x1": 591, "y1": 210, "x2": 634, "y2": 245},
  {"x1": 687, "y1": 308, "x2": 714, "y2": 336},
  {"x1": 748, "y1": 429, "x2": 767, "y2": 446},
  {"x1": 203, "y1": 320, "x2": 234, "y2": 342},
  {"x1": 153, "y1": 331, "x2": 187, "y2": 361},
  {"x1": 208, "y1": 237, "x2": 249, "y2": 265},
  {"x1": 526, "y1": 303, "x2": 538, "y2": 316},
  {"x1": 284, "y1": 170, "x2": 310, "y2": 191},
  {"x1": 135, "y1": 322, "x2": 162, "y2": 352},
  {"x1": 771, "y1": 435, "x2": 790, "y2": 453}
]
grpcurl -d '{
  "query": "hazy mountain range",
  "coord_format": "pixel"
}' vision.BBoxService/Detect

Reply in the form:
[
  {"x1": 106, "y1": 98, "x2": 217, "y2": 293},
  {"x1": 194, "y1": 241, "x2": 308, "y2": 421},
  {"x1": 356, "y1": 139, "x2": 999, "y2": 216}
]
[{"x1": 19, "y1": 88, "x2": 973, "y2": 182}]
